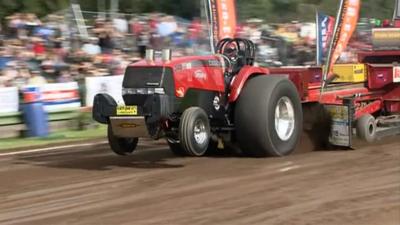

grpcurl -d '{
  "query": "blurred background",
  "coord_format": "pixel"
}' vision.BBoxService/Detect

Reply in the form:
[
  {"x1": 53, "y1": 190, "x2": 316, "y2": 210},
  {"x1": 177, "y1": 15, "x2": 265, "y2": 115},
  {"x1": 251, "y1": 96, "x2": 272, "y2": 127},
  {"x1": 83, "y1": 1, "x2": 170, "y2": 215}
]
[{"x1": 0, "y1": 0, "x2": 396, "y2": 147}]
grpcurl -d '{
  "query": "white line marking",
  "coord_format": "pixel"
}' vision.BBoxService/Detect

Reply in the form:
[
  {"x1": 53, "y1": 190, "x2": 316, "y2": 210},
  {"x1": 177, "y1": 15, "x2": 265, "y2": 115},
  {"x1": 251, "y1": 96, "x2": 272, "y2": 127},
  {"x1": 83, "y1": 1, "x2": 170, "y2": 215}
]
[
  {"x1": 0, "y1": 141, "x2": 109, "y2": 157},
  {"x1": 279, "y1": 165, "x2": 301, "y2": 172}
]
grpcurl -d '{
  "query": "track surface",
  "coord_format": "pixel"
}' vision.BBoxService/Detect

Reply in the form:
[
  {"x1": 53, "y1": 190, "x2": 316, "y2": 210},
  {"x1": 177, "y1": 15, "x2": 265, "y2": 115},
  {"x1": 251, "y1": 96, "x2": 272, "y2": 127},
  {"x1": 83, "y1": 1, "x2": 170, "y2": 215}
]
[{"x1": 0, "y1": 138, "x2": 399, "y2": 225}]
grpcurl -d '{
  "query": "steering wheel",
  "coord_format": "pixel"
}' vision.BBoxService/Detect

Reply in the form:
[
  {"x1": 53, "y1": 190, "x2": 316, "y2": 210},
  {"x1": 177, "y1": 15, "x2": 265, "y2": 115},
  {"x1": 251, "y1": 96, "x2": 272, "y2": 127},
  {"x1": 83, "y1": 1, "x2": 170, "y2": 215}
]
[{"x1": 215, "y1": 53, "x2": 233, "y2": 75}]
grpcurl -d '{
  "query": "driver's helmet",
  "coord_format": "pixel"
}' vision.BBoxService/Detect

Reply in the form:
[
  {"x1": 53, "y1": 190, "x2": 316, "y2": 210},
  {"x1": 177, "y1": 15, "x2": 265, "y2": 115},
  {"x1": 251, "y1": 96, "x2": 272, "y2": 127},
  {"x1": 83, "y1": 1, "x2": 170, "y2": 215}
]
[{"x1": 223, "y1": 42, "x2": 238, "y2": 60}]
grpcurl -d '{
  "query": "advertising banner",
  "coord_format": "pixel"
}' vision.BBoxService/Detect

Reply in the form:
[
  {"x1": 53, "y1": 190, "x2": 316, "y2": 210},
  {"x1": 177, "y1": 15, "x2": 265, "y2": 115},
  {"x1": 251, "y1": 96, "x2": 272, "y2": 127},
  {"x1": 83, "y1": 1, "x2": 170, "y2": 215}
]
[
  {"x1": 322, "y1": 0, "x2": 361, "y2": 87},
  {"x1": 85, "y1": 75, "x2": 124, "y2": 107},
  {"x1": 316, "y1": 12, "x2": 336, "y2": 65},
  {"x1": 40, "y1": 82, "x2": 81, "y2": 112},
  {"x1": 209, "y1": 0, "x2": 237, "y2": 45},
  {"x1": 0, "y1": 87, "x2": 19, "y2": 114}
]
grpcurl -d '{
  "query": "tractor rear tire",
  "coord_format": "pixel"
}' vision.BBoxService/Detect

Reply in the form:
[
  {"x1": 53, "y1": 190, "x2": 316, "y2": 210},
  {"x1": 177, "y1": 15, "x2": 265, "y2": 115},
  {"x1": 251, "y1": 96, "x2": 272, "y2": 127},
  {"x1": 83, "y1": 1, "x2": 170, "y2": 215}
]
[
  {"x1": 235, "y1": 76, "x2": 303, "y2": 157},
  {"x1": 357, "y1": 114, "x2": 377, "y2": 143},
  {"x1": 179, "y1": 107, "x2": 211, "y2": 157},
  {"x1": 107, "y1": 125, "x2": 139, "y2": 156}
]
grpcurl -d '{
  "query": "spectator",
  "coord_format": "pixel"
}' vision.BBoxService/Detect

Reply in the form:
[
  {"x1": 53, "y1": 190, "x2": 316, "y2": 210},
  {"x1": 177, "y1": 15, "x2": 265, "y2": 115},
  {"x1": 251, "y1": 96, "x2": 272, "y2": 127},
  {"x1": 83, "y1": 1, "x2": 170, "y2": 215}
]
[
  {"x1": 82, "y1": 37, "x2": 101, "y2": 56},
  {"x1": 57, "y1": 68, "x2": 73, "y2": 83},
  {"x1": 1, "y1": 11, "x2": 376, "y2": 89},
  {"x1": 32, "y1": 37, "x2": 46, "y2": 57},
  {"x1": 27, "y1": 70, "x2": 47, "y2": 85},
  {"x1": 11, "y1": 67, "x2": 29, "y2": 88},
  {"x1": 98, "y1": 31, "x2": 114, "y2": 54},
  {"x1": 137, "y1": 31, "x2": 150, "y2": 58}
]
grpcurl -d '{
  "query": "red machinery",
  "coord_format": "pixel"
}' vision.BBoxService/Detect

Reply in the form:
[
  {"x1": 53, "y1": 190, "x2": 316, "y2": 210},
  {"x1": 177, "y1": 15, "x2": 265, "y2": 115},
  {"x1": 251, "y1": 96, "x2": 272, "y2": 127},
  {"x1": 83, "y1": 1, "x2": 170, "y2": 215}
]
[
  {"x1": 270, "y1": 49, "x2": 400, "y2": 146},
  {"x1": 268, "y1": 8, "x2": 400, "y2": 147}
]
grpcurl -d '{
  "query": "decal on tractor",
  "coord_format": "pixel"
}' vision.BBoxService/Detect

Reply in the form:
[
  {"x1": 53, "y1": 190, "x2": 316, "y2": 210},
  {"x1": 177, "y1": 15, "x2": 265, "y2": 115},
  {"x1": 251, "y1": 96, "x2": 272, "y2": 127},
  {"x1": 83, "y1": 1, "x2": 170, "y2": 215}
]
[{"x1": 194, "y1": 70, "x2": 207, "y2": 80}]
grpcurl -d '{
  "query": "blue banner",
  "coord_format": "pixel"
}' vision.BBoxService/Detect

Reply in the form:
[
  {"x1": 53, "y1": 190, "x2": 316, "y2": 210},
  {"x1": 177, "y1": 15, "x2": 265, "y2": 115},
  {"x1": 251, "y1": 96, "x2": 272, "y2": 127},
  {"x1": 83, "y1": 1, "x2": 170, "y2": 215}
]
[{"x1": 316, "y1": 12, "x2": 335, "y2": 66}]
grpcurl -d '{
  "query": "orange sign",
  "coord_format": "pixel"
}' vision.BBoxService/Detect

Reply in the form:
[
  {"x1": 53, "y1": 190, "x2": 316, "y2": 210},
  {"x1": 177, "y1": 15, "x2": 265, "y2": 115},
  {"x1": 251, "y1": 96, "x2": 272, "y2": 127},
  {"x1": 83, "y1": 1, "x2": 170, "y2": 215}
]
[
  {"x1": 216, "y1": 0, "x2": 237, "y2": 40},
  {"x1": 210, "y1": 0, "x2": 237, "y2": 43},
  {"x1": 327, "y1": 0, "x2": 361, "y2": 75}
]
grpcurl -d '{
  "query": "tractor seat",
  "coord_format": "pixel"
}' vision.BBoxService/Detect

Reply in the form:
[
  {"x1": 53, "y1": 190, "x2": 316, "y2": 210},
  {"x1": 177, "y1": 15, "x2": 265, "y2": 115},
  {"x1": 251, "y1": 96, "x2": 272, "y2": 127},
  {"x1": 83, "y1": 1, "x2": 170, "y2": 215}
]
[{"x1": 230, "y1": 50, "x2": 246, "y2": 74}]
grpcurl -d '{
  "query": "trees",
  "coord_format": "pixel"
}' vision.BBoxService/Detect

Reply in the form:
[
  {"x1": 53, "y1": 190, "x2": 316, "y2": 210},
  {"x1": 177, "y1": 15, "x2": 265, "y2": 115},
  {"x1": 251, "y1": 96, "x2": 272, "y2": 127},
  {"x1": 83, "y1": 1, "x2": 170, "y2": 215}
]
[
  {"x1": 0, "y1": 0, "x2": 68, "y2": 22},
  {"x1": 0, "y1": 0, "x2": 395, "y2": 23}
]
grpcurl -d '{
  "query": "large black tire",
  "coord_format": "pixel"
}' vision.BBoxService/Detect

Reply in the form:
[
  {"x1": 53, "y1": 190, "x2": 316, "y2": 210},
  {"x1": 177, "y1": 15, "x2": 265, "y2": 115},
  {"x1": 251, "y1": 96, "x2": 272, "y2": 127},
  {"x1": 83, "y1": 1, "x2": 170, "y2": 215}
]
[
  {"x1": 107, "y1": 125, "x2": 139, "y2": 156},
  {"x1": 167, "y1": 139, "x2": 187, "y2": 156},
  {"x1": 302, "y1": 103, "x2": 331, "y2": 150},
  {"x1": 167, "y1": 139, "x2": 217, "y2": 156},
  {"x1": 356, "y1": 114, "x2": 376, "y2": 143},
  {"x1": 179, "y1": 107, "x2": 211, "y2": 157},
  {"x1": 235, "y1": 76, "x2": 303, "y2": 157}
]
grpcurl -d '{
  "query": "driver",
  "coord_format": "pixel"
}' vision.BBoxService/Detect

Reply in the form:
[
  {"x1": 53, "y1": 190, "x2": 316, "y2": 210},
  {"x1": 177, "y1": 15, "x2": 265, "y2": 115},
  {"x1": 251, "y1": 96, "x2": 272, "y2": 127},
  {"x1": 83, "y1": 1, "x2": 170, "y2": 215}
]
[{"x1": 223, "y1": 42, "x2": 239, "y2": 62}]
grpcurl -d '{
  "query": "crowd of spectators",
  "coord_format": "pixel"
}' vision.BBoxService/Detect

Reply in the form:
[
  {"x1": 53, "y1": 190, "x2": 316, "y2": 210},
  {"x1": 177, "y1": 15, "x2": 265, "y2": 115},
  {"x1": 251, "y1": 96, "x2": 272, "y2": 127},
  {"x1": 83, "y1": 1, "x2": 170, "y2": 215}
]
[
  {"x1": 0, "y1": 12, "x2": 214, "y2": 88},
  {"x1": 0, "y1": 11, "x2": 374, "y2": 88}
]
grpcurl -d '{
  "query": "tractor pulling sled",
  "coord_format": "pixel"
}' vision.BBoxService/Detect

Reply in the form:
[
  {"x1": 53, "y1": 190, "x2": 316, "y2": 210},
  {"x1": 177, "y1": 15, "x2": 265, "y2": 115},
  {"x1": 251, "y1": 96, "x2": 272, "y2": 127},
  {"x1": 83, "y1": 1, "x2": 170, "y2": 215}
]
[{"x1": 93, "y1": 37, "x2": 400, "y2": 157}]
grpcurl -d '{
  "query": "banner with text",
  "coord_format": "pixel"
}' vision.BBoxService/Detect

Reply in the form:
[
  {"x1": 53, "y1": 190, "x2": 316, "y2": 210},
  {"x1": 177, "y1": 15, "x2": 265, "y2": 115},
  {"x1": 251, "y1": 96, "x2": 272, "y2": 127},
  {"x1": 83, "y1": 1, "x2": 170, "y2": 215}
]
[
  {"x1": 41, "y1": 82, "x2": 81, "y2": 112},
  {"x1": 324, "y1": 0, "x2": 361, "y2": 83},
  {"x1": 209, "y1": 0, "x2": 237, "y2": 44},
  {"x1": 316, "y1": 12, "x2": 335, "y2": 65}
]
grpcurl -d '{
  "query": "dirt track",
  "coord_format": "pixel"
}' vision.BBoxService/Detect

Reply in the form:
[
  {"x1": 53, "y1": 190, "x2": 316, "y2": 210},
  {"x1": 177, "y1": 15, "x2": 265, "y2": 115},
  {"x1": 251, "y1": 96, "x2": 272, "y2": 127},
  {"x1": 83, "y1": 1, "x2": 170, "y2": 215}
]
[{"x1": 0, "y1": 138, "x2": 399, "y2": 225}]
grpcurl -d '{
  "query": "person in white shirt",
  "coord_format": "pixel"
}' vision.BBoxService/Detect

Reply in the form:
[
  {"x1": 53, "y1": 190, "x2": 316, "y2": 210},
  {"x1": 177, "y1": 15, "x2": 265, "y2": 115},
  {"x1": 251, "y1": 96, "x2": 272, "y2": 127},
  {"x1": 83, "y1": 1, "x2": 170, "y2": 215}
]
[
  {"x1": 27, "y1": 70, "x2": 47, "y2": 85},
  {"x1": 81, "y1": 37, "x2": 101, "y2": 56}
]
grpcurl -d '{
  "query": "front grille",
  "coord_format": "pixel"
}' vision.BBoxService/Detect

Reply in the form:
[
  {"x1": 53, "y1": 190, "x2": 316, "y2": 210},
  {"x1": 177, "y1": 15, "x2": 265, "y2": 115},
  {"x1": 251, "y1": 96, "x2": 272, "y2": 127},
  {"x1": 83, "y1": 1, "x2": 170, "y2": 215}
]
[
  {"x1": 123, "y1": 67, "x2": 174, "y2": 96},
  {"x1": 123, "y1": 94, "x2": 149, "y2": 106}
]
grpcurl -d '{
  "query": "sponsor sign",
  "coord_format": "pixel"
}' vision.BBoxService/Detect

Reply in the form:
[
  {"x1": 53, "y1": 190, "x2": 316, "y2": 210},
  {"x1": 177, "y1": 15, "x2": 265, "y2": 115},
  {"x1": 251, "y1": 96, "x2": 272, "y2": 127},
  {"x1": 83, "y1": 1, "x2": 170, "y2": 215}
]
[
  {"x1": 325, "y1": 105, "x2": 352, "y2": 147},
  {"x1": 316, "y1": 12, "x2": 336, "y2": 65},
  {"x1": 26, "y1": 82, "x2": 81, "y2": 112},
  {"x1": 0, "y1": 87, "x2": 19, "y2": 114},
  {"x1": 394, "y1": 66, "x2": 400, "y2": 83},
  {"x1": 322, "y1": 0, "x2": 360, "y2": 87},
  {"x1": 22, "y1": 83, "x2": 81, "y2": 112},
  {"x1": 85, "y1": 75, "x2": 124, "y2": 106},
  {"x1": 209, "y1": 0, "x2": 237, "y2": 45},
  {"x1": 372, "y1": 28, "x2": 400, "y2": 50}
]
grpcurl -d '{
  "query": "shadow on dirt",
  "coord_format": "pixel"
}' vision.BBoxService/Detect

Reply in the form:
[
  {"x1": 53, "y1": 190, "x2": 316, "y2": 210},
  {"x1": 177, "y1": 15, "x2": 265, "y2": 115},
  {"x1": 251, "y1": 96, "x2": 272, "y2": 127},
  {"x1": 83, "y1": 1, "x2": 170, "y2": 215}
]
[{"x1": 13, "y1": 144, "x2": 185, "y2": 171}]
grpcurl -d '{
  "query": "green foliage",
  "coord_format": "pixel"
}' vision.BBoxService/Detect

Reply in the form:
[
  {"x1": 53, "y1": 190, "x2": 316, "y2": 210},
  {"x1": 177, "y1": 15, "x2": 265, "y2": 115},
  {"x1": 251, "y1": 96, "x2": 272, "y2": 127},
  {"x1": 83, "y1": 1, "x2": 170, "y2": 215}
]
[
  {"x1": 236, "y1": 0, "x2": 394, "y2": 22},
  {"x1": 0, "y1": 0, "x2": 395, "y2": 23},
  {"x1": 0, "y1": 0, "x2": 68, "y2": 23}
]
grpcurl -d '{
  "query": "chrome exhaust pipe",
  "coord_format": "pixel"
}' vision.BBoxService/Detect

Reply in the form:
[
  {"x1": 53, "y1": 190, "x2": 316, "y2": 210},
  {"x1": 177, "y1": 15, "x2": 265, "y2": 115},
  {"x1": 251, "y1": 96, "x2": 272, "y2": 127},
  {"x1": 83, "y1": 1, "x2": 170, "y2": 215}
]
[
  {"x1": 162, "y1": 49, "x2": 172, "y2": 62},
  {"x1": 145, "y1": 49, "x2": 155, "y2": 62}
]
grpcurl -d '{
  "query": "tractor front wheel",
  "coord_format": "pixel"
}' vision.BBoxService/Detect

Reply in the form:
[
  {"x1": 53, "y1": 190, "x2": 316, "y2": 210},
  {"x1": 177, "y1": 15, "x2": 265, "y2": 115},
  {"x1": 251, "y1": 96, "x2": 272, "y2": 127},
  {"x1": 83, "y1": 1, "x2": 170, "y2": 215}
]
[
  {"x1": 179, "y1": 107, "x2": 211, "y2": 157},
  {"x1": 107, "y1": 125, "x2": 139, "y2": 156},
  {"x1": 167, "y1": 139, "x2": 187, "y2": 156}
]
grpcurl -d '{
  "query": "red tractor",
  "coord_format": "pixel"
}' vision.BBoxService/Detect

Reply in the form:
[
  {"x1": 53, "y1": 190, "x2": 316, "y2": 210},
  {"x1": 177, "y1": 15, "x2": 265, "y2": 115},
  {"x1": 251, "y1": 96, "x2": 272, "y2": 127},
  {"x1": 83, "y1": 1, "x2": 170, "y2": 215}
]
[{"x1": 93, "y1": 38, "x2": 304, "y2": 157}]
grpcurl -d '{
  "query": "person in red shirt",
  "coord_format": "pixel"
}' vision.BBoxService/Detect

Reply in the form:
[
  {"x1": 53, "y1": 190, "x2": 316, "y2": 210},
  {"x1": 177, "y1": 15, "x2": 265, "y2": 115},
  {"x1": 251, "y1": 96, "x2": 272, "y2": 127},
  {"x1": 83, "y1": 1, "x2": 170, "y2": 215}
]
[
  {"x1": 188, "y1": 18, "x2": 201, "y2": 41},
  {"x1": 130, "y1": 18, "x2": 143, "y2": 37},
  {"x1": 32, "y1": 37, "x2": 45, "y2": 57}
]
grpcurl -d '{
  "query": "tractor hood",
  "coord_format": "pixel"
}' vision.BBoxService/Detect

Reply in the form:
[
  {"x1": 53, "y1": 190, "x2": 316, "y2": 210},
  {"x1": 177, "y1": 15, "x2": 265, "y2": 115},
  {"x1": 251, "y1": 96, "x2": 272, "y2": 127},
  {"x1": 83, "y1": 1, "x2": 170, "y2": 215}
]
[
  {"x1": 124, "y1": 54, "x2": 226, "y2": 98},
  {"x1": 128, "y1": 55, "x2": 225, "y2": 69}
]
